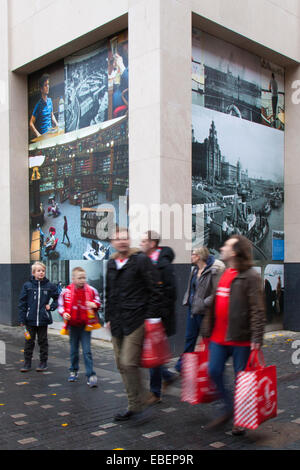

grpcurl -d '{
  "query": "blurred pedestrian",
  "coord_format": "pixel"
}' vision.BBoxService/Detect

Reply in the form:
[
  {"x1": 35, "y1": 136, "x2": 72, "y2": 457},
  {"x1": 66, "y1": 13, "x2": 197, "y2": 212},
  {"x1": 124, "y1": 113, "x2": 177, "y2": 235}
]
[
  {"x1": 203, "y1": 235, "x2": 266, "y2": 435},
  {"x1": 264, "y1": 279, "x2": 273, "y2": 322},
  {"x1": 140, "y1": 230, "x2": 177, "y2": 405},
  {"x1": 175, "y1": 247, "x2": 224, "y2": 373},
  {"x1": 105, "y1": 227, "x2": 161, "y2": 424}
]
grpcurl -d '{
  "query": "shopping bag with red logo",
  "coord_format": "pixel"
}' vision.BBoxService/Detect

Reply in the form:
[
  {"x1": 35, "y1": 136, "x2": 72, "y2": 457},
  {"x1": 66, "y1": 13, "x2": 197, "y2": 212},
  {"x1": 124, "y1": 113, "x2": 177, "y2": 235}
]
[
  {"x1": 181, "y1": 339, "x2": 218, "y2": 405},
  {"x1": 234, "y1": 350, "x2": 277, "y2": 430},
  {"x1": 140, "y1": 319, "x2": 171, "y2": 368}
]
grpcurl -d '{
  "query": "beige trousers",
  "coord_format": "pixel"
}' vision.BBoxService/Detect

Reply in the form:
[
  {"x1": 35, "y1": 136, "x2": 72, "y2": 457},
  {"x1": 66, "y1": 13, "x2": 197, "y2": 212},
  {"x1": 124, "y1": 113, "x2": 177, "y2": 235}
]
[{"x1": 112, "y1": 323, "x2": 146, "y2": 412}]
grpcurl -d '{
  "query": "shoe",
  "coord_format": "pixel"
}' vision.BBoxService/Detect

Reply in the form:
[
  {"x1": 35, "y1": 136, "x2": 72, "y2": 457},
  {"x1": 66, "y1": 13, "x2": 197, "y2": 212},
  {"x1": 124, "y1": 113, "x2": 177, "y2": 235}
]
[
  {"x1": 114, "y1": 410, "x2": 134, "y2": 422},
  {"x1": 232, "y1": 426, "x2": 246, "y2": 436},
  {"x1": 68, "y1": 371, "x2": 78, "y2": 382},
  {"x1": 36, "y1": 362, "x2": 48, "y2": 372},
  {"x1": 145, "y1": 392, "x2": 162, "y2": 406},
  {"x1": 130, "y1": 407, "x2": 153, "y2": 426},
  {"x1": 87, "y1": 374, "x2": 98, "y2": 388},
  {"x1": 162, "y1": 373, "x2": 179, "y2": 392},
  {"x1": 20, "y1": 361, "x2": 31, "y2": 372},
  {"x1": 204, "y1": 412, "x2": 233, "y2": 431}
]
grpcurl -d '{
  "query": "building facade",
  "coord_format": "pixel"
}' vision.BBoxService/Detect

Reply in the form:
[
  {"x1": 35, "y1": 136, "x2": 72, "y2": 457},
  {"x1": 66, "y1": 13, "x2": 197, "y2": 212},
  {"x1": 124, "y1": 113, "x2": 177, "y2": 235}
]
[{"x1": 1, "y1": 0, "x2": 300, "y2": 350}]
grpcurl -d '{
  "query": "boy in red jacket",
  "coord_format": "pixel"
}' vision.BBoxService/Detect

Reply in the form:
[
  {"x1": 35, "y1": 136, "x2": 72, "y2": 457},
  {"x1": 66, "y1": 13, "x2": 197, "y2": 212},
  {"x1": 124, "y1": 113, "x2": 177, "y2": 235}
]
[{"x1": 58, "y1": 266, "x2": 101, "y2": 387}]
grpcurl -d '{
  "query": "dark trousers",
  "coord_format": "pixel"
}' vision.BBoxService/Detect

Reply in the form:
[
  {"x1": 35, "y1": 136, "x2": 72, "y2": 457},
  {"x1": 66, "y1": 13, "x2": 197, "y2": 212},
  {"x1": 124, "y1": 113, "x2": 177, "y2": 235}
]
[
  {"x1": 175, "y1": 308, "x2": 203, "y2": 373},
  {"x1": 24, "y1": 326, "x2": 48, "y2": 363},
  {"x1": 150, "y1": 366, "x2": 174, "y2": 398},
  {"x1": 62, "y1": 230, "x2": 70, "y2": 245},
  {"x1": 272, "y1": 96, "x2": 278, "y2": 120}
]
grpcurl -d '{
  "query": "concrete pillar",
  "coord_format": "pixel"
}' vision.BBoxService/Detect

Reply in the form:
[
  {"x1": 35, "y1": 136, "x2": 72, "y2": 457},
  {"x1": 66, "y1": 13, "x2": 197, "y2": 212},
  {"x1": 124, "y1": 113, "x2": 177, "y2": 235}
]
[
  {"x1": 0, "y1": 0, "x2": 30, "y2": 324},
  {"x1": 128, "y1": 0, "x2": 192, "y2": 263}
]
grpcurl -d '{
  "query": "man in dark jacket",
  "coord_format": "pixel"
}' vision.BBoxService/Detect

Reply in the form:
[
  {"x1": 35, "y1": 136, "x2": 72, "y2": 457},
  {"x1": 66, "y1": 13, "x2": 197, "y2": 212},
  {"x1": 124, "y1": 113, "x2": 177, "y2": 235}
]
[
  {"x1": 19, "y1": 261, "x2": 59, "y2": 372},
  {"x1": 140, "y1": 231, "x2": 177, "y2": 404},
  {"x1": 105, "y1": 227, "x2": 161, "y2": 423}
]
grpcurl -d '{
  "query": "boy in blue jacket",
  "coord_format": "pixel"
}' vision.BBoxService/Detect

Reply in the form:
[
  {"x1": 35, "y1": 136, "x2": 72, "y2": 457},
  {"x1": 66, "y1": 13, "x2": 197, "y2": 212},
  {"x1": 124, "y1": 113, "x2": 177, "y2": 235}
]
[{"x1": 19, "y1": 261, "x2": 58, "y2": 372}]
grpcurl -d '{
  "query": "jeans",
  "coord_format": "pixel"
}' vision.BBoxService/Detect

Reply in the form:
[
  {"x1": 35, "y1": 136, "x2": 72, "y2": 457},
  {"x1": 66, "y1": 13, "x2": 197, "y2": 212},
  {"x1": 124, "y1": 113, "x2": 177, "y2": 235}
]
[
  {"x1": 69, "y1": 326, "x2": 95, "y2": 378},
  {"x1": 150, "y1": 366, "x2": 174, "y2": 398},
  {"x1": 175, "y1": 308, "x2": 203, "y2": 373},
  {"x1": 208, "y1": 341, "x2": 251, "y2": 414}
]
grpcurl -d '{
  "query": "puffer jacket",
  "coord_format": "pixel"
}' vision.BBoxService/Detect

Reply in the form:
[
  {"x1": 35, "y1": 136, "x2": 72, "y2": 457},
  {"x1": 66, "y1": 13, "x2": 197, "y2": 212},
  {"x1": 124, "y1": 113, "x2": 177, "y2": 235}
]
[
  {"x1": 202, "y1": 267, "x2": 266, "y2": 345},
  {"x1": 18, "y1": 276, "x2": 59, "y2": 326}
]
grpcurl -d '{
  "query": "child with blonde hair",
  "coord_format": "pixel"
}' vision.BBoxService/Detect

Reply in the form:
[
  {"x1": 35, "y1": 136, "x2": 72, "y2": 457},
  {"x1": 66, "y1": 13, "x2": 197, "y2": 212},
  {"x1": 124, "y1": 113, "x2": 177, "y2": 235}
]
[
  {"x1": 58, "y1": 267, "x2": 101, "y2": 387},
  {"x1": 18, "y1": 261, "x2": 59, "y2": 372}
]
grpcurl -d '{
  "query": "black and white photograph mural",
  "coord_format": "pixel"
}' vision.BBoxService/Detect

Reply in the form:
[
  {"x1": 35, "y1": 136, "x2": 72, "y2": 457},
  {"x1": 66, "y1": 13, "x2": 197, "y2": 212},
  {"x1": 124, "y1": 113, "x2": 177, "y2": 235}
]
[
  {"x1": 192, "y1": 28, "x2": 285, "y2": 130},
  {"x1": 64, "y1": 41, "x2": 109, "y2": 132},
  {"x1": 192, "y1": 27, "x2": 285, "y2": 265}
]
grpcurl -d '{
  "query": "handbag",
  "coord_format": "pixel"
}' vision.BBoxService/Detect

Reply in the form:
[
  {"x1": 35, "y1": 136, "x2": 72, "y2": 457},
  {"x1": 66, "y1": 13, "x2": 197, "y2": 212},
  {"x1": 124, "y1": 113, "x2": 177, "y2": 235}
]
[
  {"x1": 234, "y1": 350, "x2": 277, "y2": 430},
  {"x1": 181, "y1": 339, "x2": 218, "y2": 405},
  {"x1": 140, "y1": 318, "x2": 171, "y2": 368}
]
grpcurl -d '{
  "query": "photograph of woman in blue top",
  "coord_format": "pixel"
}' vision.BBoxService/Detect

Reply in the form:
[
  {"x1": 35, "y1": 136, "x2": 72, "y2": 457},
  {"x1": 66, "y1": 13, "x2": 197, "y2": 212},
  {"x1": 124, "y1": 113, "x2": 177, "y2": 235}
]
[{"x1": 29, "y1": 74, "x2": 58, "y2": 138}]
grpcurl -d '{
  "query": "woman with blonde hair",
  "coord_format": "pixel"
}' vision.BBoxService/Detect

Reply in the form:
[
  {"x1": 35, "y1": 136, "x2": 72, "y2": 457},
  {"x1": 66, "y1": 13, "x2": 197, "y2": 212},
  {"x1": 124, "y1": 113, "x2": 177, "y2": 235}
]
[{"x1": 175, "y1": 246, "x2": 224, "y2": 373}]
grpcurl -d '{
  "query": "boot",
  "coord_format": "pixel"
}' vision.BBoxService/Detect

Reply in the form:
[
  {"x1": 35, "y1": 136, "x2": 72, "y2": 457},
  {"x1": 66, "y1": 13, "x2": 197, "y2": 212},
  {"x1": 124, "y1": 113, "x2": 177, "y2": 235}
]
[
  {"x1": 20, "y1": 360, "x2": 31, "y2": 372},
  {"x1": 36, "y1": 362, "x2": 48, "y2": 372}
]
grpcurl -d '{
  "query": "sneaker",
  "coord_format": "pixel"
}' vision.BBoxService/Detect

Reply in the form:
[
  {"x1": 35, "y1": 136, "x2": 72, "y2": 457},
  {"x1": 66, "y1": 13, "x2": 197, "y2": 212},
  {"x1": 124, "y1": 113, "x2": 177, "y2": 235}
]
[
  {"x1": 145, "y1": 392, "x2": 162, "y2": 406},
  {"x1": 87, "y1": 374, "x2": 98, "y2": 388},
  {"x1": 36, "y1": 362, "x2": 48, "y2": 372},
  {"x1": 68, "y1": 371, "x2": 78, "y2": 382},
  {"x1": 162, "y1": 373, "x2": 179, "y2": 392},
  {"x1": 232, "y1": 426, "x2": 246, "y2": 436},
  {"x1": 204, "y1": 411, "x2": 233, "y2": 431},
  {"x1": 130, "y1": 407, "x2": 153, "y2": 426},
  {"x1": 20, "y1": 361, "x2": 31, "y2": 372},
  {"x1": 114, "y1": 410, "x2": 135, "y2": 422}
]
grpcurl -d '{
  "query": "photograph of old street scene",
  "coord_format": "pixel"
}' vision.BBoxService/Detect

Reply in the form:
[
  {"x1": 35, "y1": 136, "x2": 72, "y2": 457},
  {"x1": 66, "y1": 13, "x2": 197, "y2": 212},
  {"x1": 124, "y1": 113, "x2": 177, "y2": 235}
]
[
  {"x1": 191, "y1": 28, "x2": 284, "y2": 263},
  {"x1": 192, "y1": 110, "x2": 284, "y2": 262}
]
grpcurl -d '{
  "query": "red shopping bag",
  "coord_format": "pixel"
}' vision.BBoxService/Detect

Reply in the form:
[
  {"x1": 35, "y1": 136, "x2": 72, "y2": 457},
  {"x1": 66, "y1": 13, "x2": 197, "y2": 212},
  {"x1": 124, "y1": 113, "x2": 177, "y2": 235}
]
[
  {"x1": 234, "y1": 350, "x2": 277, "y2": 430},
  {"x1": 140, "y1": 319, "x2": 171, "y2": 368},
  {"x1": 181, "y1": 339, "x2": 218, "y2": 405}
]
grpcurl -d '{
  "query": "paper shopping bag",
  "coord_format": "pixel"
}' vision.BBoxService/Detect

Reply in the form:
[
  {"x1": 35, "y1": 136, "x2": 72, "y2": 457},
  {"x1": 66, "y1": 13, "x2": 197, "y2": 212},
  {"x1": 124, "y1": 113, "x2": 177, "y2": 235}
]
[
  {"x1": 181, "y1": 339, "x2": 218, "y2": 405},
  {"x1": 140, "y1": 319, "x2": 171, "y2": 368},
  {"x1": 234, "y1": 350, "x2": 277, "y2": 430}
]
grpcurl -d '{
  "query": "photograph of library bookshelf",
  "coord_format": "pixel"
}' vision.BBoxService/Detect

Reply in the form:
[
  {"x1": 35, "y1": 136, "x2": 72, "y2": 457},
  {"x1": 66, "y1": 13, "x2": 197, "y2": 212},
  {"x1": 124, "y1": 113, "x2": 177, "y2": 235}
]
[{"x1": 29, "y1": 115, "x2": 128, "y2": 262}]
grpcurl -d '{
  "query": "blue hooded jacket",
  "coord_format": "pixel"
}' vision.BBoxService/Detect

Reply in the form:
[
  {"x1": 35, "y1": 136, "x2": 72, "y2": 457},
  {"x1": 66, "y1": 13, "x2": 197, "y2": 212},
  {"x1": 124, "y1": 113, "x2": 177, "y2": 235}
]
[{"x1": 18, "y1": 276, "x2": 59, "y2": 326}]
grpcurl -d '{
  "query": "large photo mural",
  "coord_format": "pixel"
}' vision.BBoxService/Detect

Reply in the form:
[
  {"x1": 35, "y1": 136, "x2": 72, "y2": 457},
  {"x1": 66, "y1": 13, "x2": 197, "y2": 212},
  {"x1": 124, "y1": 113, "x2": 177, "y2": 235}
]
[
  {"x1": 28, "y1": 30, "x2": 128, "y2": 334},
  {"x1": 28, "y1": 30, "x2": 128, "y2": 264},
  {"x1": 192, "y1": 28, "x2": 285, "y2": 323}
]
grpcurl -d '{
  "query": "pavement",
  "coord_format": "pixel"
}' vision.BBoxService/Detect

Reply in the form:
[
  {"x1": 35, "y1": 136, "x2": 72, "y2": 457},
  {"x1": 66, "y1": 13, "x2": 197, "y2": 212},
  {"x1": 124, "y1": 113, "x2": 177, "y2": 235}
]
[{"x1": 1, "y1": 324, "x2": 300, "y2": 451}]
